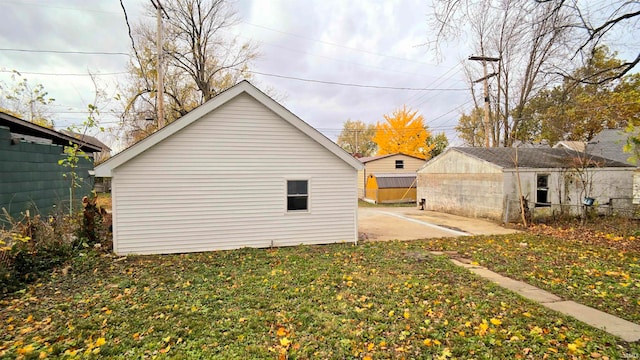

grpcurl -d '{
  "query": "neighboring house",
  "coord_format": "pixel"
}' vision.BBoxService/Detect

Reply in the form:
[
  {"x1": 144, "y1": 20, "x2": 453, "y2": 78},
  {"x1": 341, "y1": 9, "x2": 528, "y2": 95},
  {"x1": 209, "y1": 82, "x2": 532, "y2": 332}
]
[
  {"x1": 357, "y1": 153, "x2": 425, "y2": 198},
  {"x1": 586, "y1": 129, "x2": 637, "y2": 166},
  {"x1": 95, "y1": 81, "x2": 363, "y2": 255},
  {"x1": 365, "y1": 173, "x2": 416, "y2": 204},
  {"x1": 416, "y1": 147, "x2": 635, "y2": 222},
  {"x1": 553, "y1": 141, "x2": 586, "y2": 152},
  {"x1": 0, "y1": 111, "x2": 102, "y2": 221},
  {"x1": 586, "y1": 128, "x2": 640, "y2": 204}
]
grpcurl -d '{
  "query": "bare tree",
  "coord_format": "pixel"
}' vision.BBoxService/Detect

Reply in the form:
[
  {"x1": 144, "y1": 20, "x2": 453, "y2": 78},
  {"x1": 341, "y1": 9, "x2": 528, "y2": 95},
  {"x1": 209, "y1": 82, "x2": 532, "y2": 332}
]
[
  {"x1": 537, "y1": 0, "x2": 640, "y2": 84},
  {"x1": 119, "y1": 0, "x2": 258, "y2": 144},
  {"x1": 162, "y1": 0, "x2": 258, "y2": 102},
  {"x1": 432, "y1": 0, "x2": 573, "y2": 147}
]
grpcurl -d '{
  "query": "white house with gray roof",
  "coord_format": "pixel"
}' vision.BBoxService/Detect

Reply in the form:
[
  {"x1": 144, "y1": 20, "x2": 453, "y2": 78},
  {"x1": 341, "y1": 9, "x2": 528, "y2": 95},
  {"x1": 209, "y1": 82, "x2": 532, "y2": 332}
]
[
  {"x1": 417, "y1": 147, "x2": 636, "y2": 222},
  {"x1": 95, "y1": 81, "x2": 363, "y2": 255}
]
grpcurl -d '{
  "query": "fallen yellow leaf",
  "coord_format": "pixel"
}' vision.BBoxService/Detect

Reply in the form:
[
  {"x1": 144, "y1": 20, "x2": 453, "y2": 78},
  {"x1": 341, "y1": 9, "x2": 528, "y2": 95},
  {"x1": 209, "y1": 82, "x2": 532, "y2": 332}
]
[
  {"x1": 280, "y1": 337, "x2": 291, "y2": 347},
  {"x1": 95, "y1": 337, "x2": 106, "y2": 347}
]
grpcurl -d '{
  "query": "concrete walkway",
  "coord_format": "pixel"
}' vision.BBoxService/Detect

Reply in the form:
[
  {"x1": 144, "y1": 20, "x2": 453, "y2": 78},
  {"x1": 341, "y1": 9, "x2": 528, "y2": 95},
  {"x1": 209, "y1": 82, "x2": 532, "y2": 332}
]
[{"x1": 431, "y1": 252, "x2": 640, "y2": 343}]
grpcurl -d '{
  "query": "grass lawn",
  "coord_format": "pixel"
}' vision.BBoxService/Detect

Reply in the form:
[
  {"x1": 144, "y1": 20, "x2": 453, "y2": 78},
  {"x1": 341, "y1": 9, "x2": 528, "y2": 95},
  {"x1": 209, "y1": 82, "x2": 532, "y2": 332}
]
[
  {"x1": 1, "y1": 240, "x2": 639, "y2": 359},
  {"x1": 424, "y1": 223, "x2": 640, "y2": 325}
]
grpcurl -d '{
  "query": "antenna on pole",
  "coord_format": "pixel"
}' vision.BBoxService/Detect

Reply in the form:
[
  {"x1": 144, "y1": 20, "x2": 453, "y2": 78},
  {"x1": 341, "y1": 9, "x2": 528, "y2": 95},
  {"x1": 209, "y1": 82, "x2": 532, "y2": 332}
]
[{"x1": 151, "y1": 0, "x2": 169, "y2": 128}]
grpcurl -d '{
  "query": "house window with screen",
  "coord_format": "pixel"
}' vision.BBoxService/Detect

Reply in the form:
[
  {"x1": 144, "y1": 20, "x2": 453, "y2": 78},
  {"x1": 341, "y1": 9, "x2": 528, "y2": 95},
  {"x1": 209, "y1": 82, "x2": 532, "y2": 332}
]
[
  {"x1": 287, "y1": 180, "x2": 308, "y2": 211},
  {"x1": 536, "y1": 174, "x2": 550, "y2": 206},
  {"x1": 395, "y1": 160, "x2": 404, "y2": 169}
]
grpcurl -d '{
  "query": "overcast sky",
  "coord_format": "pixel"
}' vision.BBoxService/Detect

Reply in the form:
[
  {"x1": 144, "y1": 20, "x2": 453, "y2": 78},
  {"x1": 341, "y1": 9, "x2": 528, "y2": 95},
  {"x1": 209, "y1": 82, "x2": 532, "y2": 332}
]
[{"x1": 0, "y1": 0, "x2": 475, "y2": 149}]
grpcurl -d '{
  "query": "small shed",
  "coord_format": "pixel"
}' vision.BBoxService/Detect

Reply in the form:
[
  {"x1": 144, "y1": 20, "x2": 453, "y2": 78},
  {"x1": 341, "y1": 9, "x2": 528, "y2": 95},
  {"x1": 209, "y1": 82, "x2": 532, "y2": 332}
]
[
  {"x1": 417, "y1": 147, "x2": 635, "y2": 221},
  {"x1": 357, "y1": 153, "x2": 425, "y2": 198},
  {"x1": 95, "y1": 81, "x2": 363, "y2": 255},
  {"x1": 0, "y1": 112, "x2": 102, "y2": 221},
  {"x1": 365, "y1": 173, "x2": 417, "y2": 204}
]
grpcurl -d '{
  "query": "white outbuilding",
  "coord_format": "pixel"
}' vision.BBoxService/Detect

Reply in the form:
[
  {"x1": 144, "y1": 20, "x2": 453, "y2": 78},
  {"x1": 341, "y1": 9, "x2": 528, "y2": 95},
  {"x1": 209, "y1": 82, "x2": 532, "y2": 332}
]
[{"x1": 95, "y1": 81, "x2": 363, "y2": 255}]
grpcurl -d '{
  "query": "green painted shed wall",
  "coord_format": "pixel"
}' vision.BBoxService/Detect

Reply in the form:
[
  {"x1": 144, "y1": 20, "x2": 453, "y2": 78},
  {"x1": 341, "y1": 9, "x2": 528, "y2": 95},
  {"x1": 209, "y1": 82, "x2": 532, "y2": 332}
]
[{"x1": 0, "y1": 126, "x2": 94, "y2": 222}]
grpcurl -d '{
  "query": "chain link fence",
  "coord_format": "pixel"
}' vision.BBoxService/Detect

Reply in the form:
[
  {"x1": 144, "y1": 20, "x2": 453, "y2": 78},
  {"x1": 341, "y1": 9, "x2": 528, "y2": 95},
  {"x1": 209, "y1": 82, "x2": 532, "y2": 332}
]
[{"x1": 504, "y1": 197, "x2": 639, "y2": 223}]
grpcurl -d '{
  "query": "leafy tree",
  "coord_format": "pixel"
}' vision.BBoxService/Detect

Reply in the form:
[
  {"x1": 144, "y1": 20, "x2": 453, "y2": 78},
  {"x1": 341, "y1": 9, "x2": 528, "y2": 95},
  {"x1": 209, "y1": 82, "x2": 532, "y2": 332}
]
[
  {"x1": 119, "y1": 0, "x2": 258, "y2": 145},
  {"x1": 521, "y1": 46, "x2": 640, "y2": 144},
  {"x1": 426, "y1": 132, "x2": 449, "y2": 158},
  {"x1": 0, "y1": 71, "x2": 55, "y2": 128},
  {"x1": 336, "y1": 120, "x2": 376, "y2": 156},
  {"x1": 455, "y1": 107, "x2": 486, "y2": 147},
  {"x1": 373, "y1": 106, "x2": 434, "y2": 159}
]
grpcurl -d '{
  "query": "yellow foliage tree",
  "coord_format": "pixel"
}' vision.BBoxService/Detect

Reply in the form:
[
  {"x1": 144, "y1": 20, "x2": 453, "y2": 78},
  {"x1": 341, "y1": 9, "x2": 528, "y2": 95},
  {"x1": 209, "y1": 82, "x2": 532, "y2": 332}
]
[{"x1": 373, "y1": 106, "x2": 434, "y2": 159}]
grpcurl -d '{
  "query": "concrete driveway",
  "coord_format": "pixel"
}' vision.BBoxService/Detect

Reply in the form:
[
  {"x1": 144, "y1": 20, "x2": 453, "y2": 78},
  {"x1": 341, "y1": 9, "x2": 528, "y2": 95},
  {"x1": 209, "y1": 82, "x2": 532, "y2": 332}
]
[{"x1": 358, "y1": 205, "x2": 518, "y2": 241}]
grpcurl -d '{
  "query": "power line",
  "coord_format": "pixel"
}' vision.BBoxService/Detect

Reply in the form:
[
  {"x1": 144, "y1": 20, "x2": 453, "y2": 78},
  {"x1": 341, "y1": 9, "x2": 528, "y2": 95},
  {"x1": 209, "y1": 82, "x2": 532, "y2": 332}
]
[
  {"x1": 242, "y1": 21, "x2": 447, "y2": 68},
  {"x1": 236, "y1": 35, "x2": 437, "y2": 78},
  {"x1": 0, "y1": 70, "x2": 127, "y2": 76},
  {"x1": 246, "y1": 70, "x2": 467, "y2": 91},
  {"x1": 0, "y1": 0, "x2": 123, "y2": 15},
  {"x1": 0, "y1": 48, "x2": 129, "y2": 56}
]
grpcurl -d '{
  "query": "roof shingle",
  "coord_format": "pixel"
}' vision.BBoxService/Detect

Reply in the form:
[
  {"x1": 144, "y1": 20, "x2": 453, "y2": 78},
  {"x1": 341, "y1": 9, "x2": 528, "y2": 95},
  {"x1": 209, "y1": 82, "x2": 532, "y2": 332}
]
[{"x1": 453, "y1": 147, "x2": 632, "y2": 169}]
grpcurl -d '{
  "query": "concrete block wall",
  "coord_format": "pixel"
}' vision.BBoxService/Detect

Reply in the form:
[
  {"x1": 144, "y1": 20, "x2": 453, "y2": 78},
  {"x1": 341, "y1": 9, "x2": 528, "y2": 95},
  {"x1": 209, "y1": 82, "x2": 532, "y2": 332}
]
[{"x1": 417, "y1": 172, "x2": 504, "y2": 220}]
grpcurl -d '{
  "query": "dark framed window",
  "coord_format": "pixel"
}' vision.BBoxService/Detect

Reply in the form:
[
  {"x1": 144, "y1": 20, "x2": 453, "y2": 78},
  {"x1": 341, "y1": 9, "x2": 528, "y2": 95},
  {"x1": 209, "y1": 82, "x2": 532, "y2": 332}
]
[
  {"x1": 536, "y1": 174, "x2": 550, "y2": 207},
  {"x1": 395, "y1": 160, "x2": 404, "y2": 169},
  {"x1": 287, "y1": 180, "x2": 308, "y2": 211}
]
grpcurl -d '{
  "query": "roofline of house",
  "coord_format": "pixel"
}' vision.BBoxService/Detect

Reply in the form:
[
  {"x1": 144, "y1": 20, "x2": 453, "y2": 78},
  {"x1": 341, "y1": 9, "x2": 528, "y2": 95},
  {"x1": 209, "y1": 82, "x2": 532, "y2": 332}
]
[
  {"x1": 419, "y1": 147, "x2": 634, "y2": 172},
  {"x1": 359, "y1": 152, "x2": 427, "y2": 163},
  {"x1": 0, "y1": 111, "x2": 103, "y2": 152},
  {"x1": 95, "y1": 81, "x2": 363, "y2": 177}
]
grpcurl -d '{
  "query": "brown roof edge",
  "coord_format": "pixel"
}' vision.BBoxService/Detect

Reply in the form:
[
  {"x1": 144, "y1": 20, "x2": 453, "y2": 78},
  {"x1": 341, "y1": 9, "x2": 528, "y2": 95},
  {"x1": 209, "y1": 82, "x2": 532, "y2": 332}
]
[
  {"x1": 0, "y1": 111, "x2": 103, "y2": 152},
  {"x1": 359, "y1": 152, "x2": 426, "y2": 163}
]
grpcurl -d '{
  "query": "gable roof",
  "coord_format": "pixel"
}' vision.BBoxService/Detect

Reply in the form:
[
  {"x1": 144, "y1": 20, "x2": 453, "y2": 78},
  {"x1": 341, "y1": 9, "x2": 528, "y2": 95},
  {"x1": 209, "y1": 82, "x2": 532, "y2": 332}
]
[
  {"x1": 369, "y1": 173, "x2": 416, "y2": 189},
  {"x1": 358, "y1": 153, "x2": 426, "y2": 163},
  {"x1": 95, "y1": 81, "x2": 363, "y2": 177},
  {"x1": 586, "y1": 129, "x2": 637, "y2": 166},
  {"x1": 0, "y1": 111, "x2": 103, "y2": 152},
  {"x1": 452, "y1": 147, "x2": 633, "y2": 169}
]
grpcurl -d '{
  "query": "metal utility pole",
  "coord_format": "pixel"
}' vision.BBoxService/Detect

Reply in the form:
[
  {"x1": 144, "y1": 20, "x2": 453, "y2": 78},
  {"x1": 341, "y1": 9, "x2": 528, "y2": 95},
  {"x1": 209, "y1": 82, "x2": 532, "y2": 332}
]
[
  {"x1": 151, "y1": 0, "x2": 169, "y2": 128},
  {"x1": 469, "y1": 55, "x2": 500, "y2": 147}
]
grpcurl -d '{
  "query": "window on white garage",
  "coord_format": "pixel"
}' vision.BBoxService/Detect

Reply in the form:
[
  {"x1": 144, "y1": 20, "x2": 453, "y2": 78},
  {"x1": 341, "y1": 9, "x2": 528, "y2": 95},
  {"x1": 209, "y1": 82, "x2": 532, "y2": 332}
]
[
  {"x1": 395, "y1": 160, "x2": 404, "y2": 169},
  {"x1": 536, "y1": 174, "x2": 550, "y2": 207},
  {"x1": 287, "y1": 180, "x2": 308, "y2": 211}
]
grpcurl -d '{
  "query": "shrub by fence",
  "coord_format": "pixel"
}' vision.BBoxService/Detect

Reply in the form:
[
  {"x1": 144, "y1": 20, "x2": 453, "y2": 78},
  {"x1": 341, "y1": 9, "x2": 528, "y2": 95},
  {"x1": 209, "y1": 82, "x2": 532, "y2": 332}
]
[{"x1": 0, "y1": 197, "x2": 110, "y2": 296}]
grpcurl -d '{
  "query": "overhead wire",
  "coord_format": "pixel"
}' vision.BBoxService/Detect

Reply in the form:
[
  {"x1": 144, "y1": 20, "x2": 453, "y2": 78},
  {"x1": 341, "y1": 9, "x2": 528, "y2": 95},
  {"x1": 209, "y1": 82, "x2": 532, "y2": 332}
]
[
  {"x1": 0, "y1": 48, "x2": 129, "y2": 56},
  {"x1": 0, "y1": 70, "x2": 127, "y2": 76},
  {"x1": 244, "y1": 70, "x2": 467, "y2": 91},
  {"x1": 241, "y1": 21, "x2": 450, "y2": 68}
]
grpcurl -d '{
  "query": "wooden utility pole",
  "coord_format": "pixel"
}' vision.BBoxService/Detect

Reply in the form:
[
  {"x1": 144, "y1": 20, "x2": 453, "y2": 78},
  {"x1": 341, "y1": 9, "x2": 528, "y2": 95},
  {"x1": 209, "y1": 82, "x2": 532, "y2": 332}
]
[
  {"x1": 469, "y1": 55, "x2": 500, "y2": 147},
  {"x1": 151, "y1": 0, "x2": 168, "y2": 128}
]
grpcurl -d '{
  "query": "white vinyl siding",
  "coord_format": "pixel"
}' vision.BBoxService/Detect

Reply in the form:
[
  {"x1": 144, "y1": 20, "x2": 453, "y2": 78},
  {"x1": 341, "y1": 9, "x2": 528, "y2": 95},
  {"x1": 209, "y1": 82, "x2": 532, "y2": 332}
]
[{"x1": 111, "y1": 93, "x2": 358, "y2": 254}]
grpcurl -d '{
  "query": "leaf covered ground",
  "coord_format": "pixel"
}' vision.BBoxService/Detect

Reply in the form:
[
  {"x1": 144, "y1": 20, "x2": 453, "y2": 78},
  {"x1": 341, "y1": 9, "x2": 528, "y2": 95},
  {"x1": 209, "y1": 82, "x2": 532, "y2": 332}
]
[
  {"x1": 1, "y1": 238, "x2": 639, "y2": 359},
  {"x1": 425, "y1": 223, "x2": 640, "y2": 324}
]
